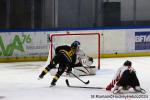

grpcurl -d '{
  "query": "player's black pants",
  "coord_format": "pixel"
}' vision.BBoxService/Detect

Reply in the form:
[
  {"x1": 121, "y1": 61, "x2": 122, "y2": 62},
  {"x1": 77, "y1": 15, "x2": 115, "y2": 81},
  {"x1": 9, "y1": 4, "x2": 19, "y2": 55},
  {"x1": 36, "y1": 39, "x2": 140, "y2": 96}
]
[
  {"x1": 116, "y1": 70, "x2": 140, "y2": 88},
  {"x1": 46, "y1": 51, "x2": 69, "y2": 69},
  {"x1": 39, "y1": 52, "x2": 71, "y2": 79},
  {"x1": 50, "y1": 52, "x2": 71, "y2": 85}
]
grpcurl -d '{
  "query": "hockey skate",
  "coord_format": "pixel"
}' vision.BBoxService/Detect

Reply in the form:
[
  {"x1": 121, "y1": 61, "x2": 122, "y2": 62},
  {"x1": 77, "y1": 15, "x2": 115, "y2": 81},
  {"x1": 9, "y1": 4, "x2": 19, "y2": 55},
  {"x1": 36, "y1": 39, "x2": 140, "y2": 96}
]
[
  {"x1": 37, "y1": 76, "x2": 43, "y2": 80},
  {"x1": 50, "y1": 83, "x2": 56, "y2": 87},
  {"x1": 140, "y1": 88, "x2": 146, "y2": 94},
  {"x1": 37, "y1": 74, "x2": 44, "y2": 80},
  {"x1": 50, "y1": 85, "x2": 55, "y2": 87},
  {"x1": 50, "y1": 80, "x2": 56, "y2": 87},
  {"x1": 134, "y1": 86, "x2": 146, "y2": 94},
  {"x1": 113, "y1": 86, "x2": 123, "y2": 94},
  {"x1": 37, "y1": 71, "x2": 46, "y2": 80}
]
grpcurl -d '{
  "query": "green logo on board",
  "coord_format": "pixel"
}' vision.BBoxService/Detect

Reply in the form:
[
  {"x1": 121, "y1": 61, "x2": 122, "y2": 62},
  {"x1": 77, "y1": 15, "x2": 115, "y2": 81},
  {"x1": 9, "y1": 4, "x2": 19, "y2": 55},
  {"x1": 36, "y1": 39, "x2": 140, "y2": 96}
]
[{"x1": 0, "y1": 34, "x2": 32, "y2": 56}]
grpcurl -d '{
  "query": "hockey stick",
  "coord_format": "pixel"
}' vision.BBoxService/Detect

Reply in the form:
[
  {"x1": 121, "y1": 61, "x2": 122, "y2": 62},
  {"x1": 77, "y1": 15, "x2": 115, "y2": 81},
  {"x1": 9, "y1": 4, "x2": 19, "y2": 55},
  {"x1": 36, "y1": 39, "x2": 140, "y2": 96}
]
[
  {"x1": 70, "y1": 71, "x2": 90, "y2": 84},
  {"x1": 66, "y1": 79, "x2": 104, "y2": 89}
]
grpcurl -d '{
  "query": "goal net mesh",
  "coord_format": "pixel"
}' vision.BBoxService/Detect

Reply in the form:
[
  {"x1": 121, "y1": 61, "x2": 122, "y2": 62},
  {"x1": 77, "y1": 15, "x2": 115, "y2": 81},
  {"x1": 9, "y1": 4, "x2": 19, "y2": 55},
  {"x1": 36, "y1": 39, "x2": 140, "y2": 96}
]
[{"x1": 47, "y1": 32, "x2": 100, "y2": 69}]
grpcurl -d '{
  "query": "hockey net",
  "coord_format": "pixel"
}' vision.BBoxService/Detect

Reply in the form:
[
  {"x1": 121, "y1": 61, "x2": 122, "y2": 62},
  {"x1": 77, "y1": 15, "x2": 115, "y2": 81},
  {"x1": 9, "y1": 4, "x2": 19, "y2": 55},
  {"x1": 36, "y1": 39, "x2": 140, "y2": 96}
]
[{"x1": 48, "y1": 32, "x2": 100, "y2": 69}]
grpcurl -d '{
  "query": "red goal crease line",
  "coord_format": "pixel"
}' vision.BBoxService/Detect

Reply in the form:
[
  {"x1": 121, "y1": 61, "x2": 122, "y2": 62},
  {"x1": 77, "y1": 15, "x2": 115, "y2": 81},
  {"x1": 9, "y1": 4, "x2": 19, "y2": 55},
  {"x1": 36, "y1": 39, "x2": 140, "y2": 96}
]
[{"x1": 49, "y1": 32, "x2": 100, "y2": 69}]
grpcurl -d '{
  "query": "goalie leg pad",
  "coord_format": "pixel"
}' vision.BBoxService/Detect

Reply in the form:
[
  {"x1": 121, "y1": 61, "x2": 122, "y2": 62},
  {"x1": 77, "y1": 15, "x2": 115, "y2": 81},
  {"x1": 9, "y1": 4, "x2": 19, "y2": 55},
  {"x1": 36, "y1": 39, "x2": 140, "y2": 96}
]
[{"x1": 72, "y1": 66, "x2": 96, "y2": 77}]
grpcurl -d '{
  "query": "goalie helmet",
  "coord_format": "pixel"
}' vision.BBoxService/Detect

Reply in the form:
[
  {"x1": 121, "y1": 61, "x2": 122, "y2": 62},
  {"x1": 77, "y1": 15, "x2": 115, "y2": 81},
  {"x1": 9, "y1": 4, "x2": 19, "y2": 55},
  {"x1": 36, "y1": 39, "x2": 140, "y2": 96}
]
[
  {"x1": 71, "y1": 41, "x2": 80, "y2": 49},
  {"x1": 124, "y1": 60, "x2": 132, "y2": 66}
]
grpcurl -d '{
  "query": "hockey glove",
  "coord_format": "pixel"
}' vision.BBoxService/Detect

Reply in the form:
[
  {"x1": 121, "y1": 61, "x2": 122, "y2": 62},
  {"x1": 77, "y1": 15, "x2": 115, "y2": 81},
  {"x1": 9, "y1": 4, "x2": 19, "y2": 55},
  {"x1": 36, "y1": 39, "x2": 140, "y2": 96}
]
[
  {"x1": 106, "y1": 84, "x2": 114, "y2": 91},
  {"x1": 66, "y1": 67, "x2": 72, "y2": 74},
  {"x1": 88, "y1": 57, "x2": 93, "y2": 63}
]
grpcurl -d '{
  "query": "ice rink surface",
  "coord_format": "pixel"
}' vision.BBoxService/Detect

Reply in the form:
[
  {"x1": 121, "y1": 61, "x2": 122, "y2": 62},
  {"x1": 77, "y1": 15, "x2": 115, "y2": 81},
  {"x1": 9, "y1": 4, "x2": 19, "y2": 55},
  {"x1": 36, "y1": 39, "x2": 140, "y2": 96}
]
[{"x1": 0, "y1": 57, "x2": 150, "y2": 100}]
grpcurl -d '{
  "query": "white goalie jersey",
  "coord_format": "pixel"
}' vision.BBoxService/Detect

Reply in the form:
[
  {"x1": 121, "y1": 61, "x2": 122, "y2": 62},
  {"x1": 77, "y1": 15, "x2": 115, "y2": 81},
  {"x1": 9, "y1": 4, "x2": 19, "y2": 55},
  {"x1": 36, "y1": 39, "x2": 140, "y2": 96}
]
[
  {"x1": 70, "y1": 49, "x2": 95, "y2": 76},
  {"x1": 75, "y1": 49, "x2": 93, "y2": 67}
]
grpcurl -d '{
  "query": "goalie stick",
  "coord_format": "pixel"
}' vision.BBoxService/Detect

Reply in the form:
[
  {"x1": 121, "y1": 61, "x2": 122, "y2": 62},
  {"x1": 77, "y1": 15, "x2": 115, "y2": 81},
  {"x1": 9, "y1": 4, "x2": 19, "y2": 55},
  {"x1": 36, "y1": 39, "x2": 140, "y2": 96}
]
[{"x1": 65, "y1": 79, "x2": 104, "y2": 89}]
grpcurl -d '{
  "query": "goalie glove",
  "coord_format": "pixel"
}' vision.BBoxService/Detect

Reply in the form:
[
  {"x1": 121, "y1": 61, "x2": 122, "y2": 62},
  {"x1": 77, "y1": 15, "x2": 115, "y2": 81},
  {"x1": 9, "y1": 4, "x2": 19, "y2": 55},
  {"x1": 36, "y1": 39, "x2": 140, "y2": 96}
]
[
  {"x1": 88, "y1": 57, "x2": 93, "y2": 63},
  {"x1": 81, "y1": 56, "x2": 93, "y2": 66}
]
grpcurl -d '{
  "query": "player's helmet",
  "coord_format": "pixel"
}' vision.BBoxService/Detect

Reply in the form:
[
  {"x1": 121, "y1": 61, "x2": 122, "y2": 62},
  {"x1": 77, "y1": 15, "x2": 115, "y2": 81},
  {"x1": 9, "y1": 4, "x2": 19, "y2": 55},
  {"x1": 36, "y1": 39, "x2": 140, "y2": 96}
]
[
  {"x1": 124, "y1": 60, "x2": 132, "y2": 66},
  {"x1": 71, "y1": 41, "x2": 80, "y2": 49}
]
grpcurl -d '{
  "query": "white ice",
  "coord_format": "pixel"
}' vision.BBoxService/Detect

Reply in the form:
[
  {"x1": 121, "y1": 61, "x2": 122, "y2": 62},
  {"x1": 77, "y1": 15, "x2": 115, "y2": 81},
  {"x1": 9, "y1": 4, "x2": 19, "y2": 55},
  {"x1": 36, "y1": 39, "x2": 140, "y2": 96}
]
[{"x1": 0, "y1": 57, "x2": 150, "y2": 100}]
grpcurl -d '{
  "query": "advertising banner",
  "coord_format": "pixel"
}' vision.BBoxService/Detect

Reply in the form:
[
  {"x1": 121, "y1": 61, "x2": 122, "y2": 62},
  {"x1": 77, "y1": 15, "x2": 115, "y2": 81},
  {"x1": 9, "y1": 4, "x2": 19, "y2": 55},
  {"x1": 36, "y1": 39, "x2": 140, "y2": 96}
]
[
  {"x1": 0, "y1": 32, "x2": 50, "y2": 59},
  {"x1": 135, "y1": 31, "x2": 150, "y2": 50}
]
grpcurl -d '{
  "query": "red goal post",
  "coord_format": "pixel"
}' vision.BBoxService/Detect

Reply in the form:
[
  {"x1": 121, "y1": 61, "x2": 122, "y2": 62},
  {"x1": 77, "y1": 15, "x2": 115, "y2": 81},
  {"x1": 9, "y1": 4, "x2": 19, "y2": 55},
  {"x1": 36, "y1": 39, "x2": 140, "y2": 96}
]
[{"x1": 49, "y1": 32, "x2": 100, "y2": 69}]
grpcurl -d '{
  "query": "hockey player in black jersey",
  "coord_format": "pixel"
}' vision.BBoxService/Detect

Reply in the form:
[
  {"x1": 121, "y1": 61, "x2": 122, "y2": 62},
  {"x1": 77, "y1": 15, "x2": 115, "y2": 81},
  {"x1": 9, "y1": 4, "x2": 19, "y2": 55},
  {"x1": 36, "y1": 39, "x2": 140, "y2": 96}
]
[
  {"x1": 106, "y1": 60, "x2": 146, "y2": 94},
  {"x1": 38, "y1": 41, "x2": 80, "y2": 86}
]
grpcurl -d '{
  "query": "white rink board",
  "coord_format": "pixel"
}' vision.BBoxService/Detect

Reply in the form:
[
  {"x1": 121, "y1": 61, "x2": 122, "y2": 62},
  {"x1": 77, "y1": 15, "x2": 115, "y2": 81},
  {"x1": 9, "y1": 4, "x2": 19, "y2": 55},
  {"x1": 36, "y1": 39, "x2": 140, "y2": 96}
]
[
  {"x1": 1, "y1": 28, "x2": 150, "y2": 62},
  {"x1": 0, "y1": 32, "x2": 49, "y2": 58}
]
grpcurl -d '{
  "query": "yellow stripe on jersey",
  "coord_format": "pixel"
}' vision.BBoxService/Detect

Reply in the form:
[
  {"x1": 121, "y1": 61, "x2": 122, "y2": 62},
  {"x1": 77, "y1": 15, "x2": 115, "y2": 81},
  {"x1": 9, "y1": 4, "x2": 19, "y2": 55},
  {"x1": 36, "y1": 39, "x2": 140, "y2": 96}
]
[{"x1": 59, "y1": 50, "x2": 75, "y2": 62}]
